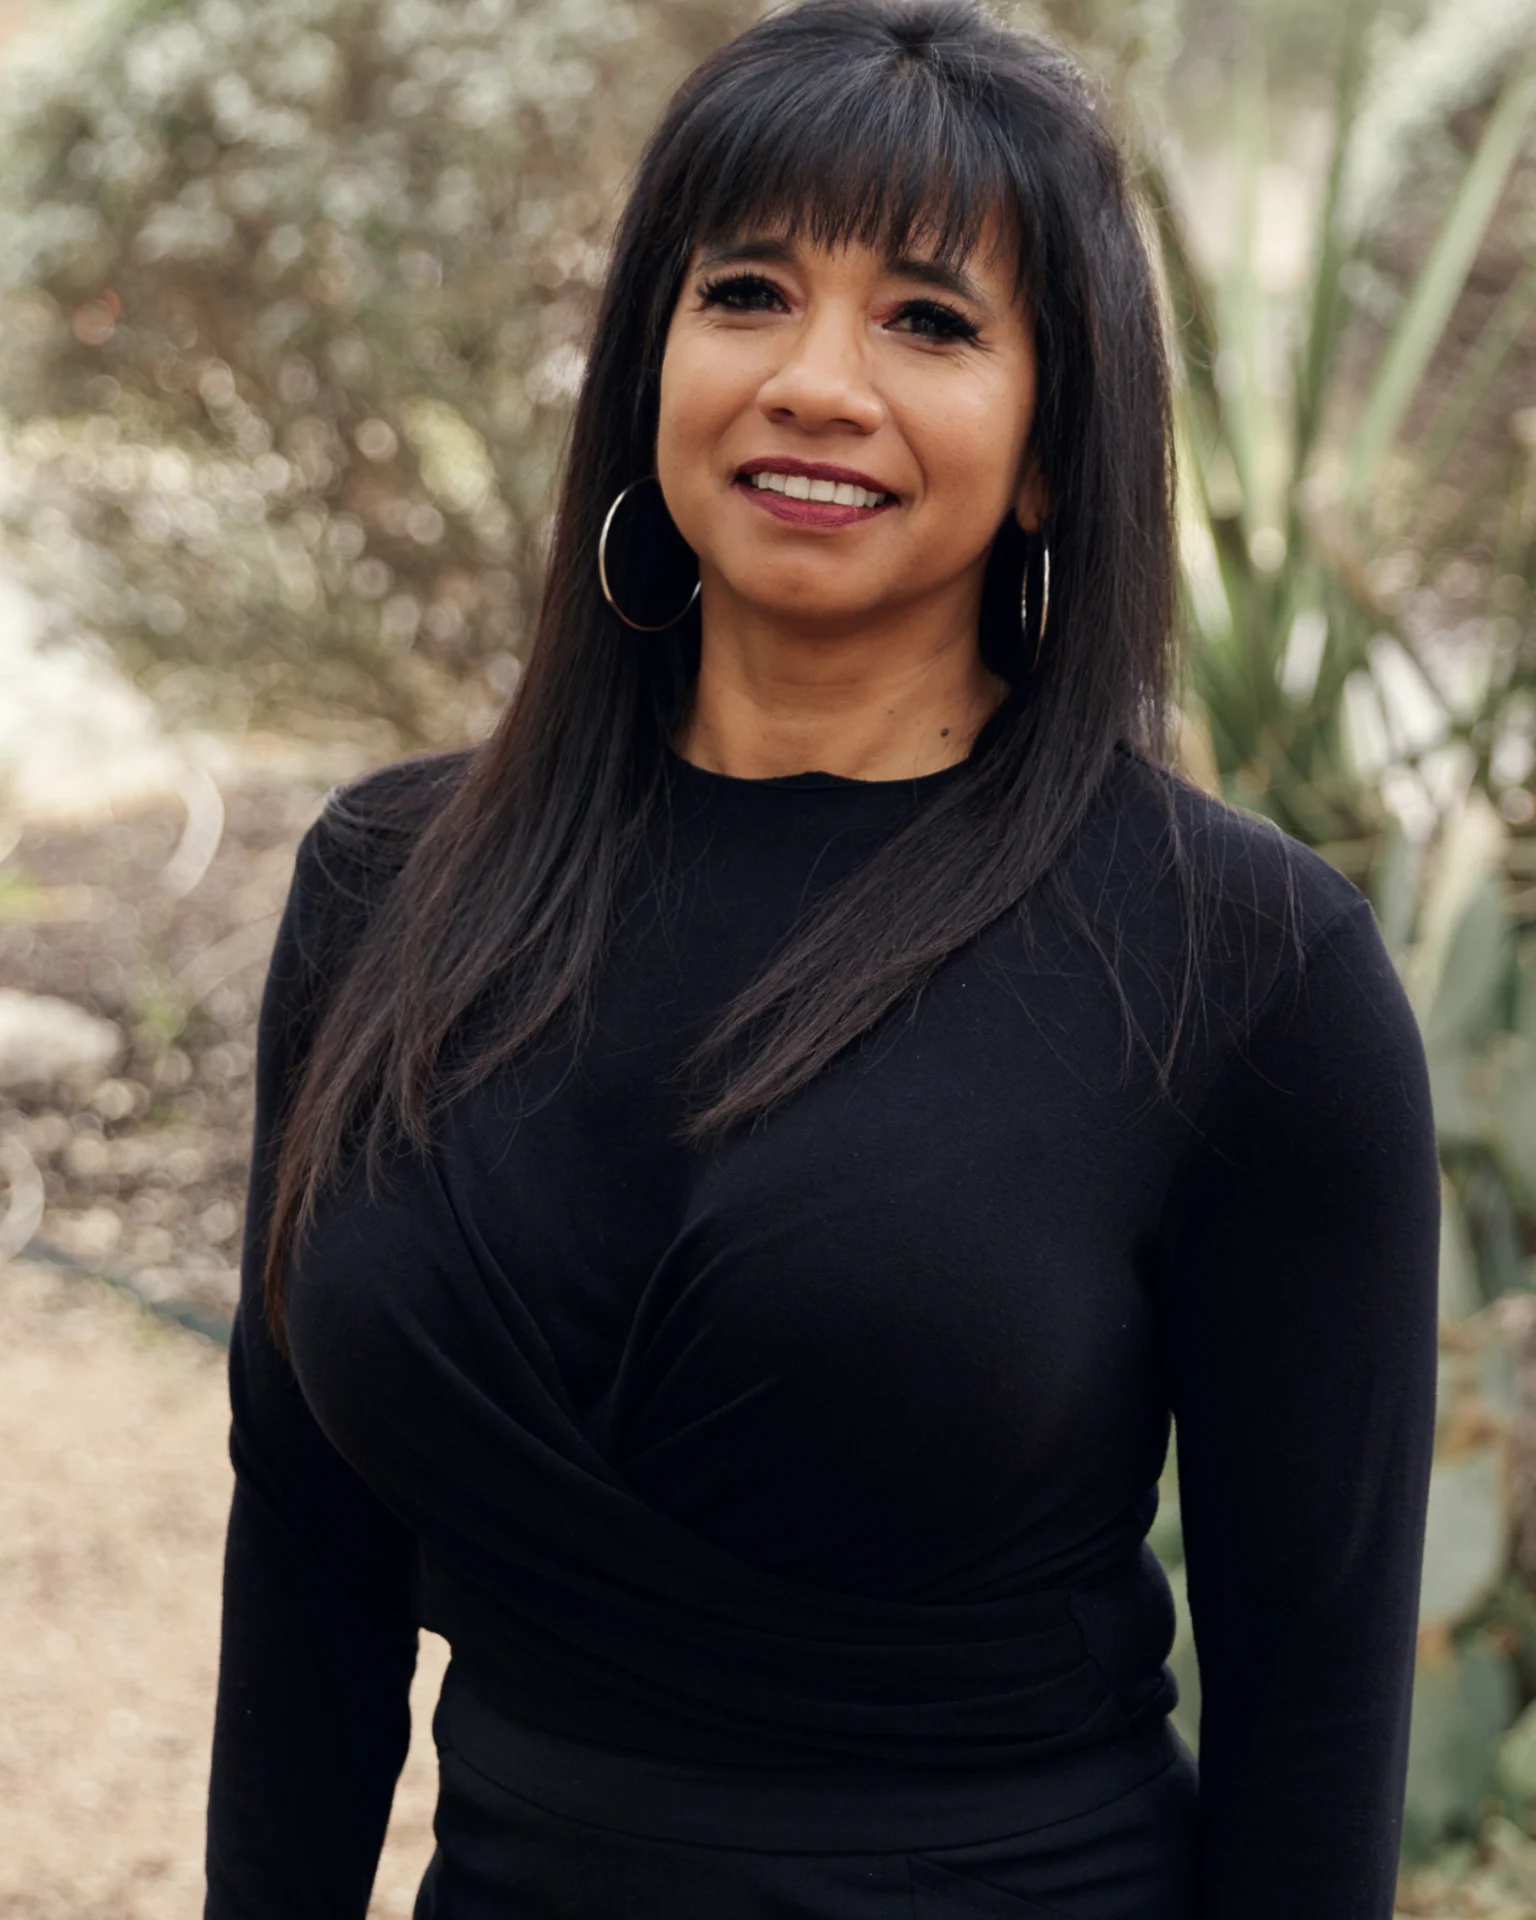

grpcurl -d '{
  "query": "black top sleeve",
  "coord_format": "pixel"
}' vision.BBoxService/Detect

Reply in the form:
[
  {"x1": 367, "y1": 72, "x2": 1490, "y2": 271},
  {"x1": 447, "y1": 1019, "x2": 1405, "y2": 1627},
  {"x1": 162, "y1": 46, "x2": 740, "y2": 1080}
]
[
  {"x1": 1158, "y1": 896, "x2": 1440, "y2": 1919},
  {"x1": 204, "y1": 759, "x2": 1440, "y2": 1911},
  {"x1": 205, "y1": 818, "x2": 420, "y2": 1920}
]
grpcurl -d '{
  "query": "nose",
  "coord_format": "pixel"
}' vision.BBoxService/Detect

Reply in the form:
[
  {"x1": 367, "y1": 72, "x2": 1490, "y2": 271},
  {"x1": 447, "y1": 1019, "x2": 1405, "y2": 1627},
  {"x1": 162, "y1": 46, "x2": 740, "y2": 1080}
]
[{"x1": 755, "y1": 302, "x2": 885, "y2": 436}]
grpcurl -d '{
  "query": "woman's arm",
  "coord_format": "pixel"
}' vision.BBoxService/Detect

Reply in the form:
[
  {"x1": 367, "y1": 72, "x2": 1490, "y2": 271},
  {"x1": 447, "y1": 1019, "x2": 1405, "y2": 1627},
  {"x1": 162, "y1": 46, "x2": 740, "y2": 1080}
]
[
  {"x1": 1158, "y1": 895, "x2": 1440, "y2": 1919},
  {"x1": 205, "y1": 818, "x2": 420, "y2": 1919}
]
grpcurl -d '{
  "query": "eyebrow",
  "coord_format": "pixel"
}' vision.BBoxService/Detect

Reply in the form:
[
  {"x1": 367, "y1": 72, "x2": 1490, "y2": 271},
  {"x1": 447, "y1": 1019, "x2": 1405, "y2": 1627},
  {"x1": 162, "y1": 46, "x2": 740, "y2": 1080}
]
[
  {"x1": 696, "y1": 236, "x2": 991, "y2": 310},
  {"x1": 887, "y1": 252, "x2": 988, "y2": 307}
]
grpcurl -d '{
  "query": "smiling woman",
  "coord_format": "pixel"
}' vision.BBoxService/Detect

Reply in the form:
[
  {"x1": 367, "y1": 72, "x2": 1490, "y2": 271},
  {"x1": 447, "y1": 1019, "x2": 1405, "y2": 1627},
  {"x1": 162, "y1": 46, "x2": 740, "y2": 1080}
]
[
  {"x1": 656, "y1": 223, "x2": 1042, "y2": 772},
  {"x1": 204, "y1": 5, "x2": 1439, "y2": 1919}
]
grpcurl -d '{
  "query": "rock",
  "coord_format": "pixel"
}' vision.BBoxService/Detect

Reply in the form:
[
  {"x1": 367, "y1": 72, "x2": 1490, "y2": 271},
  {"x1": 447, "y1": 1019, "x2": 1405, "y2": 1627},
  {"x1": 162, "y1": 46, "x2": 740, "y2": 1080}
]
[
  {"x1": 1419, "y1": 1447, "x2": 1509, "y2": 1632},
  {"x1": 0, "y1": 989, "x2": 121, "y2": 1094},
  {"x1": 0, "y1": 573, "x2": 211, "y2": 832},
  {"x1": 1404, "y1": 1632, "x2": 1519, "y2": 1860},
  {"x1": 1498, "y1": 1696, "x2": 1536, "y2": 1805}
]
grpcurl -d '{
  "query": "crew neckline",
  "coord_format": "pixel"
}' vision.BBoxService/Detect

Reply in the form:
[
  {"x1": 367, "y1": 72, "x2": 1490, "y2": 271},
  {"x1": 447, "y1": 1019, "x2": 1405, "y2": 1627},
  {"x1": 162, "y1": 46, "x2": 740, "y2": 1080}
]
[{"x1": 664, "y1": 744, "x2": 970, "y2": 794}]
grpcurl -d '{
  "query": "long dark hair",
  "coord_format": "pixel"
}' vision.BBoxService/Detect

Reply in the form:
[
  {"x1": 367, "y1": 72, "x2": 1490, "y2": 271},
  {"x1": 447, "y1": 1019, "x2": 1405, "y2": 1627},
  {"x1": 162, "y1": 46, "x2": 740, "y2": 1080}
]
[{"x1": 263, "y1": 0, "x2": 1182, "y2": 1335}]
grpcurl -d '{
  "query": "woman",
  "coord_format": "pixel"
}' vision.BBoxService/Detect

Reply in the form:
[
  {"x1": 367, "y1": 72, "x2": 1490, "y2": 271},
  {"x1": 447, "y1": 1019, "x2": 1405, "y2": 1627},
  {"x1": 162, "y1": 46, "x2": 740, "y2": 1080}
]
[{"x1": 204, "y1": 1, "x2": 1440, "y2": 1915}]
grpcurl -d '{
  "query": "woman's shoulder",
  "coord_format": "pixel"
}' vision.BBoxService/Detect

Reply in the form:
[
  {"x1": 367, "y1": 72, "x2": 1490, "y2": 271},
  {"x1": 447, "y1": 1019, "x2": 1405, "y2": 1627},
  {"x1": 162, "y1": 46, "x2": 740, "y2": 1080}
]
[
  {"x1": 1096, "y1": 745, "x2": 1368, "y2": 948},
  {"x1": 304, "y1": 744, "x2": 472, "y2": 866},
  {"x1": 1054, "y1": 748, "x2": 1388, "y2": 1064},
  {"x1": 286, "y1": 745, "x2": 475, "y2": 949}
]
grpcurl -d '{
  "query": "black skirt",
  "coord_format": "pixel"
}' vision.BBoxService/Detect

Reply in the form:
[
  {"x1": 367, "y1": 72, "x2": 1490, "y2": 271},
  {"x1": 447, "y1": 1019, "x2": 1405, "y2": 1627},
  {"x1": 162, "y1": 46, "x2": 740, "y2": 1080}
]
[{"x1": 414, "y1": 1665, "x2": 1199, "y2": 1919}]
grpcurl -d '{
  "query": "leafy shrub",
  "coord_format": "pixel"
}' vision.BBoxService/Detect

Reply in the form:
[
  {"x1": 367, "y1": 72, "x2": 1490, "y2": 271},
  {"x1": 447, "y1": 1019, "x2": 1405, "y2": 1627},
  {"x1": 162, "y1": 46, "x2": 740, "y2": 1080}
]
[{"x1": 0, "y1": 0, "x2": 750, "y2": 739}]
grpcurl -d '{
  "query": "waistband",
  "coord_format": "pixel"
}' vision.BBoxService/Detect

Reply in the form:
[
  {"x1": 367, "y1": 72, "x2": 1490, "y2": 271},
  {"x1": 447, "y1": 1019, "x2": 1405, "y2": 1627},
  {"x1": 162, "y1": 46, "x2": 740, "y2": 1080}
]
[{"x1": 433, "y1": 1661, "x2": 1186, "y2": 1853}]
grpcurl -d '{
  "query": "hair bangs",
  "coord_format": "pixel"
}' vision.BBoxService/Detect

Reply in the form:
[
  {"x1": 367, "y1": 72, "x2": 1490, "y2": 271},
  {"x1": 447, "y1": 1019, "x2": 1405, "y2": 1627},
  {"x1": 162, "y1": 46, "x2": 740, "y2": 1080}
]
[{"x1": 670, "y1": 41, "x2": 1029, "y2": 292}]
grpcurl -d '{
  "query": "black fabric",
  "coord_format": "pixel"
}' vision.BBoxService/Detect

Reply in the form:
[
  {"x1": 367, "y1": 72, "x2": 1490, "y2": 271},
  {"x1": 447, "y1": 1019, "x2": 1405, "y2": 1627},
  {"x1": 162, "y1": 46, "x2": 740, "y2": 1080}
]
[
  {"x1": 428, "y1": 1658, "x2": 1188, "y2": 1850},
  {"x1": 415, "y1": 1662, "x2": 1199, "y2": 1918},
  {"x1": 205, "y1": 745, "x2": 1439, "y2": 1920}
]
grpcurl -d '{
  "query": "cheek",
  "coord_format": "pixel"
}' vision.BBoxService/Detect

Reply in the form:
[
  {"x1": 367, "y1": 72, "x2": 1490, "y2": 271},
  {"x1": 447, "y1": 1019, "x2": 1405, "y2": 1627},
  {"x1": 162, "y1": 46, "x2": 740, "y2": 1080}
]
[
  {"x1": 910, "y1": 387, "x2": 1030, "y2": 519},
  {"x1": 906, "y1": 332, "x2": 1037, "y2": 517},
  {"x1": 656, "y1": 342, "x2": 737, "y2": 514},
  {"x1": 655, "y1": 374, "x2": 706, "y2": 554},
  {"x1": 659, "y1": 331, "x2": 755, "y2": 442},
  {"x1": 655, "y1": 350, "x2": 698, "y2": 474}
]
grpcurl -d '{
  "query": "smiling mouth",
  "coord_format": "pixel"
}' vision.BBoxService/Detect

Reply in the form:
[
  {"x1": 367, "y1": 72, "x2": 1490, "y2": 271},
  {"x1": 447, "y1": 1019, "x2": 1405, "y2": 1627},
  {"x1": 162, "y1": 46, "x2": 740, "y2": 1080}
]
[
  {"x1": 743, "y1": 470, "x2": 892, "y2": 508},
  {"x1": 733, "y1": 461, "x2": 896, "y2": 526}
]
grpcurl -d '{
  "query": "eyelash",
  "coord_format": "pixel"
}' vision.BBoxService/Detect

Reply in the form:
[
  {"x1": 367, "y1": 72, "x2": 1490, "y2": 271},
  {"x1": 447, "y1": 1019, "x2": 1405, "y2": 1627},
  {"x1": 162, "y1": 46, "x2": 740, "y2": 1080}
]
[{"x1": 696, "y1": 272, "x2": 981, "y2": 343}]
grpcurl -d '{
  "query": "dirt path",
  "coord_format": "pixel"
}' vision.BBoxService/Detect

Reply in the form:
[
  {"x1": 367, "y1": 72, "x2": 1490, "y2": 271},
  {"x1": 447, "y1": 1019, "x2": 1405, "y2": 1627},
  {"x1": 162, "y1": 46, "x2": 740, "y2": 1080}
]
[
  {"x1": 0, "y1": 582, "x2": 442, "y2": 1914},
  {"x1": 0, "y1": 1254, "x2": 448, "y2": 1919}
]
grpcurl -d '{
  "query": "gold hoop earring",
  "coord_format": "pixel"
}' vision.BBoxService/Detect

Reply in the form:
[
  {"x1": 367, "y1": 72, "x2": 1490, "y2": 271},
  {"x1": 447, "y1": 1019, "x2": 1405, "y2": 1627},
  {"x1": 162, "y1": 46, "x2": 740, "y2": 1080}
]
[
  {"x1": 1022, "y1": 539, "x2": 1052, "y2": 669},
  {"x1": 598, "y1": 477, "x2": 701, "y2": 632}
]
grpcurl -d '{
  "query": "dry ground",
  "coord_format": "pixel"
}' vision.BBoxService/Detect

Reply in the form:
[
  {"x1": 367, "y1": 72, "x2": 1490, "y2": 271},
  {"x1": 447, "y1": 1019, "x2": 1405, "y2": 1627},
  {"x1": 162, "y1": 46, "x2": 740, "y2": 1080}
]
[
  {"x1": 0, "y1": 1253, "x2": 449, "y2": 1920},
  {"x1": 0, "y1": 764, "x2": 355, "y2": 1336}
]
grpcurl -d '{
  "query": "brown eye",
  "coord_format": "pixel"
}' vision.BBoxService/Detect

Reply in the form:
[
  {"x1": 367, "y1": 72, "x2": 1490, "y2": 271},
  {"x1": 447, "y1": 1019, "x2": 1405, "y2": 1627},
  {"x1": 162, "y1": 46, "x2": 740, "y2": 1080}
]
[
  {"x1": 698, "y1": 273, "x2": 786, "y2": 313},
  {"x1": 889, "y1": 299, "x2": 980, "y2": 342}
]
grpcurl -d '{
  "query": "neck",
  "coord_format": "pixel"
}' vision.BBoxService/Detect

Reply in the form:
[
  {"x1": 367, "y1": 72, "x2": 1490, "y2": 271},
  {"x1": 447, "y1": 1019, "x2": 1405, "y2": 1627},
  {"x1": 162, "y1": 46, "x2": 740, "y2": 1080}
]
[{"x1": 673, "y1": 584, "x2": 1007, "y2": 783}]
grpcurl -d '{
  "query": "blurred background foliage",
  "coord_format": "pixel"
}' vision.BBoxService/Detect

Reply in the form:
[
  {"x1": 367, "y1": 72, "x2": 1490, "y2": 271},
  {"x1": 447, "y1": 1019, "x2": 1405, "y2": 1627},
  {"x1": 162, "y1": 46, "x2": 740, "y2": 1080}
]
[
  {"x1": 0, "y1": 0, "x2": 743, "y2": 741},
  {"x1": 1, "y1": 0, "x2": 1536, "y2": 1903}
]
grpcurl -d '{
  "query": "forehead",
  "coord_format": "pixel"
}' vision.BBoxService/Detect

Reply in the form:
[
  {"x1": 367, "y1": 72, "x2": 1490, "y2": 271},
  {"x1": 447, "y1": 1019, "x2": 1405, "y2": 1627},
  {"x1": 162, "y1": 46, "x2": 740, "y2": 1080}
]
[{"x1": 690, "y1": 209, "x2": 1024, "y2": 295}]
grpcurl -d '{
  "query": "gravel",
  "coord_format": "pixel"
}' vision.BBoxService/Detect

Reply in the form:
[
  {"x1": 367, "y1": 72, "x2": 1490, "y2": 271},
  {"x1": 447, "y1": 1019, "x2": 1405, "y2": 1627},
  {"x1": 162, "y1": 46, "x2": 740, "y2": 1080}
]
[
  {"x1": 0, "y1": 763, "x2": 336, "y2": 1334},
  {"x1": 0, "y1": 1255, "x2": 448, "y2": 1918}
]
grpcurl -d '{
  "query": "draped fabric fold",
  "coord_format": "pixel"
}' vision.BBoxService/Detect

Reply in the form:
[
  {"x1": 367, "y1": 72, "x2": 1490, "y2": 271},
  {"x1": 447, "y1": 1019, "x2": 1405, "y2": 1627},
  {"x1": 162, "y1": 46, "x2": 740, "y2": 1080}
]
[{"x1": 209, "y1": 744, "x2": 1437, "y2": 1920}]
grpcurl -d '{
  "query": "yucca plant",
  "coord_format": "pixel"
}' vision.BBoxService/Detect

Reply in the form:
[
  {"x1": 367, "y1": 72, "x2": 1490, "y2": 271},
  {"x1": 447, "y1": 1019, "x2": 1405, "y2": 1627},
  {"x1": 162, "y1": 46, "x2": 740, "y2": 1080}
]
[
  {"x1": 1157, "y1": 28, "x2": 1536, "y2": 868},
  {"x1": 1171, "y1": 14, "x2": 1536, "y2": 1248},
  {"x1": 1153, "y1": 0, "x2": 1536, "y2": 1298},
  {"x1": 1143, "y1": 0, "x2": 1536, "y2": 1881}
]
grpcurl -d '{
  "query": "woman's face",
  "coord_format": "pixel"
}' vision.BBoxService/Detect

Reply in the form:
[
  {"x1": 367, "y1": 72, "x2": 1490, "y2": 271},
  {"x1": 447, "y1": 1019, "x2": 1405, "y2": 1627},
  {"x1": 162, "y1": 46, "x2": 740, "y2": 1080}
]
[{"x1": 655, "y1": 219, "x2": 1045, "y2": 641}]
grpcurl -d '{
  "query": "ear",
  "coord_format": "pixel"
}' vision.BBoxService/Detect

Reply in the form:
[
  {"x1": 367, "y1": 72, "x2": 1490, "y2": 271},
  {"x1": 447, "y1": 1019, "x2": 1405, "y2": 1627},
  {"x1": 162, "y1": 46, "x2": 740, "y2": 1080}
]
[{"x1": 1013, "y1": 460, "x2": 1049, "y2": 535}]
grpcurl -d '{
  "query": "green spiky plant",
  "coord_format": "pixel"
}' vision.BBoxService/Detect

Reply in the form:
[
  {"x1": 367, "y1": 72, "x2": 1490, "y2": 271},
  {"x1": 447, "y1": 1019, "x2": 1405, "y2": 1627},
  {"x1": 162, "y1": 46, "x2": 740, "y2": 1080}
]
[
  {"x1": 1156, "y1": 36, "x2": 1536, "y2": 860},
  {"x1": 1141, "y1": 0, "x2": 1536, "y2": 1888},
  {"x1": 1156, "y1": 8, "x2": 1536, "y2": 1302}
]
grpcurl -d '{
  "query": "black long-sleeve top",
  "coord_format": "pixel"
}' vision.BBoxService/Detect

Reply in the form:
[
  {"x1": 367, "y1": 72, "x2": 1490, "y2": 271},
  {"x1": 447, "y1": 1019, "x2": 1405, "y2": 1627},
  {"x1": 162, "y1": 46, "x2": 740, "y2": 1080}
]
[{"x1": 205, "y1": 742, "x2": 1439, "y2": 1919}]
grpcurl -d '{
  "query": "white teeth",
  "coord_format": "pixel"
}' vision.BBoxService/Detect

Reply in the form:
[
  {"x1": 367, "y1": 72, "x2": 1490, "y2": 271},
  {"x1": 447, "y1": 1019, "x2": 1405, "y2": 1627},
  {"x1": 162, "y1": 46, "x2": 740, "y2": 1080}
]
[{"x1": 747, "y1": 471, "x2": 886, "y2": 508}]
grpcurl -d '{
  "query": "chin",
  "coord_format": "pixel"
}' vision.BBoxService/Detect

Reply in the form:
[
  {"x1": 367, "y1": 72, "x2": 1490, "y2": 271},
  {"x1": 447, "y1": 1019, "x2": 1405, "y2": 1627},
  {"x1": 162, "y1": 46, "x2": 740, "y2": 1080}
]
[
  {"x1": 744, "y1": 593, "x2": 889, "y2": 632},
  {"x1": 784, "y1": 612, "x2": 895, "y2": 642},
  {"x1": 718, "y1": 565, "x2": 889, "y2": 621}
]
